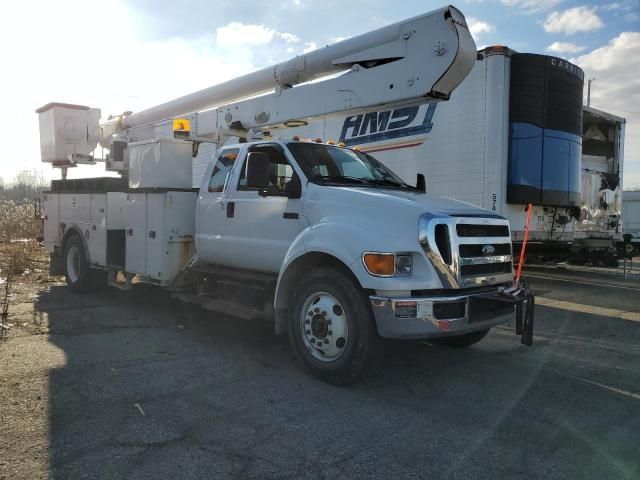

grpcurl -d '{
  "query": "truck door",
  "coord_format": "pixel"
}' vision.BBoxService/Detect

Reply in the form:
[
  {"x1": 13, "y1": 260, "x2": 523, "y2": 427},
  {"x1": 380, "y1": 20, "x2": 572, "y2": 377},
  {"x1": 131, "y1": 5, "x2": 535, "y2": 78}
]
[
  {"x1": 224, "y1": 143, "x2": 307, "y2": 272},
  {"x1": 196, "y1": 147, "x2": 241, "y2": 264}
]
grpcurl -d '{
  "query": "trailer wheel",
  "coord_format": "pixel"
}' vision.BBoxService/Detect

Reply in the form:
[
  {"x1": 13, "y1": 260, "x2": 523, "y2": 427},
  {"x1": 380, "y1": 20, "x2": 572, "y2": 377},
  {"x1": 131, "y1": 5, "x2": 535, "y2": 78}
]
[
  {"x1": 288, "y1": 268, "x2": 381, "y2": 385},
  {"x1": 64, "y1": 235, "x2": 92, "y2": 293},
  {"x1": 433, "y1": 328, "x2": 490, "y2": 348}
]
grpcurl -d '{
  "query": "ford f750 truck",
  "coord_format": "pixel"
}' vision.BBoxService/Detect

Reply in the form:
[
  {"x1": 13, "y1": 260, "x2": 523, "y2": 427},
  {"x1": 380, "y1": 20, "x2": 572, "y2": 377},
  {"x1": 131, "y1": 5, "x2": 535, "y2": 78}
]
[{"x1": 38, "y1": 6, "x2": 534, "y2": 384}]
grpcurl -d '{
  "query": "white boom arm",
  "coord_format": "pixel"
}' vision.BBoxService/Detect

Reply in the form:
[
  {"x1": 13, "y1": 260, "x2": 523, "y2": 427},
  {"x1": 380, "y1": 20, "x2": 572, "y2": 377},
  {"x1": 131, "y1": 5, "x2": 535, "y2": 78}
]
[
  {"x1": 37, "y1": 5, "x2": 476, "y2": 170},
  {"x1": 107, "y1": 5, "x2": 474, "y2": 140}
]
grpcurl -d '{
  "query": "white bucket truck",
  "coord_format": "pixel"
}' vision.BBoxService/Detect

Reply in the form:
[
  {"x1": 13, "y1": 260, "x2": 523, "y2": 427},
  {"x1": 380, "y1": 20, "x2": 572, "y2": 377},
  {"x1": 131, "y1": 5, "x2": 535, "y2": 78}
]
[{"x1": 38, "y1": 6, "x2": 534, "y2": 384}]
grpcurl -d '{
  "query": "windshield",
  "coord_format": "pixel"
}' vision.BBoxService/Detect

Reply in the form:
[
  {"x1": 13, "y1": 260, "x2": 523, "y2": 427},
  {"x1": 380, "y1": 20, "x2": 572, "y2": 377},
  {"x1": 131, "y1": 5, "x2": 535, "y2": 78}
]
[{"x1": 286, "y1": 142, "x2": 414, "y2": 190}]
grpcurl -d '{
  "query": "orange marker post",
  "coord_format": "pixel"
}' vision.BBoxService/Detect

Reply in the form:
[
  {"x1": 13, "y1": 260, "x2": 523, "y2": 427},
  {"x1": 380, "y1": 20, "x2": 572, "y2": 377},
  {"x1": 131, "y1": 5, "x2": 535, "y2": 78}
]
[{"x1": 515, "y1": 203, "x2": 533, "y2": 288}]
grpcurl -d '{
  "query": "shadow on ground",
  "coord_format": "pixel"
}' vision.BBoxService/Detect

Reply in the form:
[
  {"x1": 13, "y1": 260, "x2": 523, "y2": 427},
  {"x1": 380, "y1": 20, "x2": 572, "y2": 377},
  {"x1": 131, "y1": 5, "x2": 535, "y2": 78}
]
[{"x1": 37, "y1": 282, "x2": 640, "y2": 479}]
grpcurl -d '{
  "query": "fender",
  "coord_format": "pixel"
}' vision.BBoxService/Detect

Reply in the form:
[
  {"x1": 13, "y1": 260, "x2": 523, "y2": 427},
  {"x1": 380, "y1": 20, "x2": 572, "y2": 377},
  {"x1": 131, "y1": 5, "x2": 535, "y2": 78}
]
[
  {"x1": 273, "y1": 220, "x2": 372, "y2": 334},
  {"x1": 275, "y1": 220, "x2": 378, "y2": 306},
  {"x1": 273, "y1": 214, "x2": 446, "y2": 334},
  {"x1": 272, "y1": 216, "x2": 443, "y2": 334}
]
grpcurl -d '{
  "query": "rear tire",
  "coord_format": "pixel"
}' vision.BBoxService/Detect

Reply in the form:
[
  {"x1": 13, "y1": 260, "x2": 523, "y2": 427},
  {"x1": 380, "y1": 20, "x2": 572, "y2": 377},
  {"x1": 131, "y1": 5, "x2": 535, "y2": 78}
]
[
  {"x1": 288, "y1": 268, "x2": 381, "y2": 385},
  {"x1": 433, "y1": 328, "x2": 490, "y2": 348},
  {"x1": 64, "y1": 235, "x2": 93, "y2": 293}
]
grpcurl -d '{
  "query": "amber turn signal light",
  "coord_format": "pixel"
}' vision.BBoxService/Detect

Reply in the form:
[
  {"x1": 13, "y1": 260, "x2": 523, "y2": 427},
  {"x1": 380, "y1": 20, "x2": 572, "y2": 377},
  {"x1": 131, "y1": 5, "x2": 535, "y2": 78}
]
[{"x1": 363, "y1": 253, "x2": 396, "y2": 276}]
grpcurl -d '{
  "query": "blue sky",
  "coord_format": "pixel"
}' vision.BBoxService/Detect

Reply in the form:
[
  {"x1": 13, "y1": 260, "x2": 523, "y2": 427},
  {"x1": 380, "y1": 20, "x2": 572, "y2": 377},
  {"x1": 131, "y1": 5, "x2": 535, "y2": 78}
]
[
  {"x1": 0, "y1": 0, "x2": 638, "y2": 186},
  {"x1": 127, "y1": 0, "x2": 638, "y2": 54}
]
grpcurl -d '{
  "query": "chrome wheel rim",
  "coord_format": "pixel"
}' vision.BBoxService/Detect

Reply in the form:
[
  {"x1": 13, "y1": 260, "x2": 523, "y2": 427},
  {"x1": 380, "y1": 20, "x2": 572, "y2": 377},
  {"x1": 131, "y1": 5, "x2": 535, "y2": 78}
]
[
  {"x1": 66, "y1": 245, "x2": 80, "y2": 283},
  {"x1": 300, "y1": 291, "x2": 349, "y2": 362}
]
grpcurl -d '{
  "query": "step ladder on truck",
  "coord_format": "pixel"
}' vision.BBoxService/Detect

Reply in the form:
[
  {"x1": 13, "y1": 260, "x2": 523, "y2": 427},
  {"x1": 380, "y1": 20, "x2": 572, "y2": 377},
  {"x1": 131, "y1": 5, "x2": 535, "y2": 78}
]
[{"x1": 37, "y1": 5, "x2": 534, "y2": 385}]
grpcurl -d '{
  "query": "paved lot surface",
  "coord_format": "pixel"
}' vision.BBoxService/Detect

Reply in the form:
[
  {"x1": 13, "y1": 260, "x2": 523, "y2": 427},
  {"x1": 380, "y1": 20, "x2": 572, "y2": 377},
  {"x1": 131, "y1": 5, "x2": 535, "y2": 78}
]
[{"x1": 1, "y1": 269, "x2": 639, "y2": 479}]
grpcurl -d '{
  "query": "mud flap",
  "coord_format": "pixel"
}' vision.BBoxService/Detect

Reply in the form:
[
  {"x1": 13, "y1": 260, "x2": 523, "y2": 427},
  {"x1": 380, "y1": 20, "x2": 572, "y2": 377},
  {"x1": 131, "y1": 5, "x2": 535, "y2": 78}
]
[{"x1": 49, "y1": 251, "x2": 65, "y2": 276}]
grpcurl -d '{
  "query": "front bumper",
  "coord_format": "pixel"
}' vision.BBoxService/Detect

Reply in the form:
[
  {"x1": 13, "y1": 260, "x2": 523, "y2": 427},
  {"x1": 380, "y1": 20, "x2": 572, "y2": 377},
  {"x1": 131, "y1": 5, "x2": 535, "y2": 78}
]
[{"x1": 370, "y1": 289, "x2": 515, "y2": 340}]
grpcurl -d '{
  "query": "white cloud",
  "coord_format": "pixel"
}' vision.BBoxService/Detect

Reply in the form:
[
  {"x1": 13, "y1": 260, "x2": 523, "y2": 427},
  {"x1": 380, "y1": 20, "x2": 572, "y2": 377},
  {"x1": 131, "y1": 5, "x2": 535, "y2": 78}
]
[
  {"x1": 547, "y1": 41, "x2": 585, "y2": 53},
  {"x1": 216, "y1": 22, "x2": 275, "y2": 47},
  {"x1": 215, "y1": 24, "x2": 301, "y2": 51},
  {"x1": 573, "y1": 32, "x2": 640, "y2": 188},
  {"x1": 467, "y1": 17, "x2": 494, "y2": 40},
  {"x1": 303, "y1": 42, "x2": 318, "y2": 53},
  {"x1": 500, "y1": 0, "x2": 563, "y2": 13},
  {"x1": 544, "y1": 7, "x2": 604, "y2": 35},
  {"x1": 277, "y1": 32, "x2": 301, "y2": 44}
]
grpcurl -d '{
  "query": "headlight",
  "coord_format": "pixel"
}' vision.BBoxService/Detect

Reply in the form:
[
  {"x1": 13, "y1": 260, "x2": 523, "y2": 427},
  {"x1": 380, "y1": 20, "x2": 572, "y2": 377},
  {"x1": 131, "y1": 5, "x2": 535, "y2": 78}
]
[
  {"x1": 395, "y1": 254, "x2": 413, "y2": 275},
  {"x1": 362, "y1": 252, "x2": 412, "y2": 277}
]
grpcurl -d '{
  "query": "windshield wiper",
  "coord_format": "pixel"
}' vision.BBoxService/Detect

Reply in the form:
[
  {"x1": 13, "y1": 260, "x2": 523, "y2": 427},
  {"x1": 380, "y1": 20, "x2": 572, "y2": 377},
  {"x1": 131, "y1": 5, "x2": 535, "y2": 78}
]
[
  {"x1": 313, "y1": 175, "x2": 412, "y2": 190},
  {"x1": 367, "y1": 178, "x2": 411, "y2": 189},
  {"x1": 313, "y1": 175, "x2": 371, "y2": 185}
]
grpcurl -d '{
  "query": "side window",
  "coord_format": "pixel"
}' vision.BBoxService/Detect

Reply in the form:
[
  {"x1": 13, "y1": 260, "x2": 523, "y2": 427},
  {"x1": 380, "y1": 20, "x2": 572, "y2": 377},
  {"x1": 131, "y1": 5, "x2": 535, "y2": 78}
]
[
  {"x1": 238, "y1": 146, "x2": 294, "y2": 196},
  {"x1": 208, "y1": 148, "x2": 239, "y2": 192}
]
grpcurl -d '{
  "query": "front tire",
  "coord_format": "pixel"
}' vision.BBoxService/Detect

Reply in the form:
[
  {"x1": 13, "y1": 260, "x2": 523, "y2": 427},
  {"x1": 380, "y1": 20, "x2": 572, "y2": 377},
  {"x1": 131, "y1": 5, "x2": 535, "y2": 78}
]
[
  {"x1": 433, "y1": 328, "x2": 490, "y2": 348},
  {"x1": 288, "y1": 268, "x2": 381, "y2": 385},
  {"x1": 64, "y1": 235, "x2": 92, "y2": 293}
]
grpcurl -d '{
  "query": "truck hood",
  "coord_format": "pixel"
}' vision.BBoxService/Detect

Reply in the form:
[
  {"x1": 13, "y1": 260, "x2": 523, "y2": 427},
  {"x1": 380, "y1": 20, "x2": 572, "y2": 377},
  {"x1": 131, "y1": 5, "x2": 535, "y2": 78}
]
[{"x1": 305, "y1": 184, "x2": 501, "y2": 219}]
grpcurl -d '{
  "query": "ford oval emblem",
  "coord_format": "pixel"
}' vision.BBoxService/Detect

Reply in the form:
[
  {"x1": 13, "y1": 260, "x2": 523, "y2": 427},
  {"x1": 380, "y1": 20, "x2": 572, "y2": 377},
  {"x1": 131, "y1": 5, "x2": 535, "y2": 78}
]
[{"x1": 482, "y1": 244, "x2": 496, "y2": 256}]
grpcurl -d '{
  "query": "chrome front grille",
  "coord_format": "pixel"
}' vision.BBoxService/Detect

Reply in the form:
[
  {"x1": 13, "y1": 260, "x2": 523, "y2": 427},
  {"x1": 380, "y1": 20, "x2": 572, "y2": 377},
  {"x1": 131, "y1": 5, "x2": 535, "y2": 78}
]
[
  {"x1": 459, "y1": 243, "x2": 511, "y2": 257},
  {"x1": 419, "y1": 214, "x2": 513, "y2": 288},
  {"x1": 456, "y1": 224, "x2": 510, "y2": 237}
]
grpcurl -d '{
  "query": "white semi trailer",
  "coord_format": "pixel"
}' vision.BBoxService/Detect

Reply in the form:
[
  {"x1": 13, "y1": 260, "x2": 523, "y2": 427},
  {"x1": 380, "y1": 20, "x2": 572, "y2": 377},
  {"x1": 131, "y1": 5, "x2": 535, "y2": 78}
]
[
  {"x1": 38, "y1": 6, "x2": 534, "y2": 385},
  {"x1": 263, "y1": 46, "x2": 626, "y2": 265}
]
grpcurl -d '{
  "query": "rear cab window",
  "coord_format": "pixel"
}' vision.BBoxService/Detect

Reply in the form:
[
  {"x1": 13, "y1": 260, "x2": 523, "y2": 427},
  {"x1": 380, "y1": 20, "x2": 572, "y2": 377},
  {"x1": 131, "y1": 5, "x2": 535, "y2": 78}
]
[{"x1": 208, "y1": 148, "x2": 239, "y2": 192}]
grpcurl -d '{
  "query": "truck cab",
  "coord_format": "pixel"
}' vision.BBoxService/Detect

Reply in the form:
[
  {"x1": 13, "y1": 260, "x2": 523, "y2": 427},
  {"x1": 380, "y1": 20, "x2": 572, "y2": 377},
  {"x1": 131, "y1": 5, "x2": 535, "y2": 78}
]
[{"x1": 192, "y1": 139, "x2": 516, "y2": 382}]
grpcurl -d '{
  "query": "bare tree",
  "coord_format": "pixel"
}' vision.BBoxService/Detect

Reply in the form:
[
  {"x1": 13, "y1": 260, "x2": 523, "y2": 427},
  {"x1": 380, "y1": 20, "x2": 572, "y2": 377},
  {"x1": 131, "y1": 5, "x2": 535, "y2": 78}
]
[{"x1": 4, "y1": 170, "x2": 49, "y2": 201}]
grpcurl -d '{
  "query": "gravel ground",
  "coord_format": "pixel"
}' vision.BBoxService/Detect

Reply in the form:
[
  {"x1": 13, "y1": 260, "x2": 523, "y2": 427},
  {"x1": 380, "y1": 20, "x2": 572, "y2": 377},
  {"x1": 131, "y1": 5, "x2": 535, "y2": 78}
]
[{"x1": 1, "y1": 260, "x2": 639, "y2": 479}]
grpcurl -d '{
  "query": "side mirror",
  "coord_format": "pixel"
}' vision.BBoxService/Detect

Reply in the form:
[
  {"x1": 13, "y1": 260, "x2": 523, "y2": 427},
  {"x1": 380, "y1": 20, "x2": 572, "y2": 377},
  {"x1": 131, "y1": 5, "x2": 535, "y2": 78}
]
[
  {"x1": 246, "y1": 152, "x2": 270, "y2": 189},
  {"x1": 416, "y1": 173, "x2": 426, "y2": 193},
  {"x1": 285, "y1": 172, "x2": 302, "y2": 199}
]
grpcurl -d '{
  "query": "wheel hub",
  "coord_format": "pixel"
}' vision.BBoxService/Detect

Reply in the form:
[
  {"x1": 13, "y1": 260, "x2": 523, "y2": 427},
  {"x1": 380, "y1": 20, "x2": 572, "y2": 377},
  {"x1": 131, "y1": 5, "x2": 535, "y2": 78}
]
[
  {"x1": 300, "y1": 292, "x2": 348, "y2": 362},
  {"x1": 311, "y1": 314, "x2": 329, "y2": 339}
]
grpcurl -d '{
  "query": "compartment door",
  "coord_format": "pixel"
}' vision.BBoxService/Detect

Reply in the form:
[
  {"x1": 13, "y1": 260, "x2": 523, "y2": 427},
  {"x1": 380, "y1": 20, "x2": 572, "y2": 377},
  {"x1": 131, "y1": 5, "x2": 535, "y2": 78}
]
[
  {"x1": 125, "y1": 193, "x2": 147, "y2": 276},
  {"x1": 145, "y1": 194, "x2": 166, "y2": 280},
  {"x1": 161, "y1": 192, "x2": 197, "y2": 284},
  {"x1": 89, "y1": 194, "x2": 107, "y2": 266},
  {"x1": 43, "y1": 193, "x2": 60, "y2": 252}
]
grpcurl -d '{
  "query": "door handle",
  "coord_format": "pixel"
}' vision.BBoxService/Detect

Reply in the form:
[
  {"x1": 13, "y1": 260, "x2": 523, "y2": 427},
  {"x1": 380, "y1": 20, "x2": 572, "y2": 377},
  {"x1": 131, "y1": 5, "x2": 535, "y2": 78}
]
[
  {"x1": 226, "y1": 202, "x2": 235, "y2": 218},
  {"x1": 283, "y1": 212, "x2": 299, "y2": 219}
]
